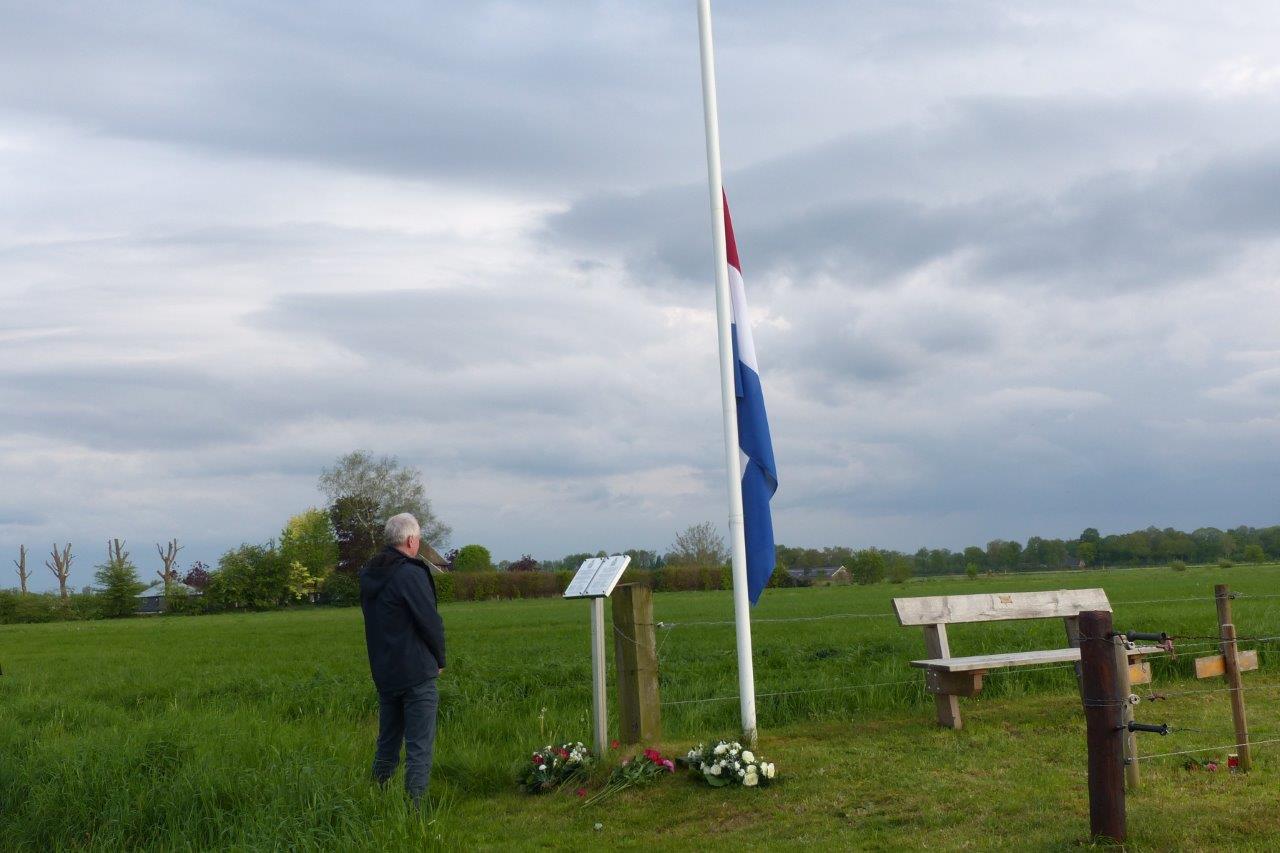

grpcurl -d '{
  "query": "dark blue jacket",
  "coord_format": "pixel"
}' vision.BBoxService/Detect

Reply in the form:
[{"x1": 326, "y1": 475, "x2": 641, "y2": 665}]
[{"x1": 359, "y1": 546, "x2": 446, "y2": 692}]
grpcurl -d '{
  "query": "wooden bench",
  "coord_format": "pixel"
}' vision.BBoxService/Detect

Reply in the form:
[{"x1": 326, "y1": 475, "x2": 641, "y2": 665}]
[{"x1": 892, "y1": 588, "x2": 1160, "y2": 729}]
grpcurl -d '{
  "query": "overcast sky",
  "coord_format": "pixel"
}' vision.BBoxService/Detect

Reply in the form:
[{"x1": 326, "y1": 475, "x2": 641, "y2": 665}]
[{"x1": 5, "y1": 2, "x2": 1280, "y2": 590}]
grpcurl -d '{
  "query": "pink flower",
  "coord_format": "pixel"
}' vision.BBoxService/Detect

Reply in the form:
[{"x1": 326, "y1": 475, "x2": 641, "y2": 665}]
[
  {"x1": 576, "y1": 787, "x2": 587, "y2": 798},
  {"x1": 662, "y1": 759, "x2": 675, "y2": 773},
  {"x1": 532, "y1": 754, "x2": 542, "y2": 765}
]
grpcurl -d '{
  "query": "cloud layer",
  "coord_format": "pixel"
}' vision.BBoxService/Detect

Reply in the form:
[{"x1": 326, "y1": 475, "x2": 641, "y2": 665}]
[{"x1": 5, "y1": 2, "x2": 1280, "y2": 589}]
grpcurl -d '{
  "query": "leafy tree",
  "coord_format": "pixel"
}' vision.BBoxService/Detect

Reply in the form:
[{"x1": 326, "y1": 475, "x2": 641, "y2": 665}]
[
  {"x1": 623, "y1": 548, "x2": 660, "y2": 570},
  {"x1": 321, "y1": 570, "x2": 360, "y2": 606},
  {"x1": 281, "y1": 508, "x2": 339, "y2": 580},
  {"x1": 851, "y1": 549, "x2": 885, "y2": 585},
  {"x1": 183, "y1": 561, "x2": 212, "y2": 591},
  {"x1": 452, "y1": 544, "x2": 493, "y2": 573},
  {"x1": 1077, "y1": 541, "x2": 1097, "y2": 566},
  {"x1": 329, "y1": 494, "x2": 381, "y2": 575},
  {"x1": 965, "y1": 562, "x2": 979, "y2": 580},
  {"x1": 887, "y1": 555, "x2": 913, "y2": 584},
  {"x1": 962, "y1": 545, "x2": 986, "y2": 569},
  {"x1": 667, "y1": 522, "x2": 728, "y2": 569},
  {"x1": 319, "y1": 451, "x2": 450, "y2": 574},
  {"x1": 508, "y1": 554, "x2": 540, "y2": 572},
  {"x1": 287, "y1": 560, "x2": 322, "y2": 601},
  {"x1": 207, "y1": 544, "x2": 289, "y2": 610},
  {"x1": 94, "y1": 539, "x2": 145, "y2": 618},
  {"x1": 1243, "y1": 543, "x2": 1266, "y2": 563}
]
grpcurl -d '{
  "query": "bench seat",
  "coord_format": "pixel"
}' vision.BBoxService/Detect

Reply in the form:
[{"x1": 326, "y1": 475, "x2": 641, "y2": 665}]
[{"x1": 910, "y1": 645, "x2": 1164, "y2": 673}]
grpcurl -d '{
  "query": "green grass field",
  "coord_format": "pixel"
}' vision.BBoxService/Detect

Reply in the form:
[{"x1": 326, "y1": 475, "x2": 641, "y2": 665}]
[{"x1": 2, "y1": 564, "x2": 1278, "y2": 850}]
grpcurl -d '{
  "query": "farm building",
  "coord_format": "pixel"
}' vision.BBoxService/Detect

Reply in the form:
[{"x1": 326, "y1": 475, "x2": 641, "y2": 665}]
[
  {"x1": 421, "y1": 543, "x2": 449, "y2": 574},
  {"x1": 135, "y1": 581, "x2": 202, "y2": 614},
  {"x1": 785, "y1": 565, "x2": 850, "y2": 585}
]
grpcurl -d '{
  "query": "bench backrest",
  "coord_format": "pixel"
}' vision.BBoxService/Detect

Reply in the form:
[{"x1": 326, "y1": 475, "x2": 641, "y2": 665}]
[{"x1": 892, "y1": 588, "x2": 1111, "y2": 627}]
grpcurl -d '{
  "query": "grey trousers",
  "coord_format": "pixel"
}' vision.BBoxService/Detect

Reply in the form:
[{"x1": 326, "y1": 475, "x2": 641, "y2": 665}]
[{"x1": 372, "y1": 677, "x2": 439, "y2": 803}]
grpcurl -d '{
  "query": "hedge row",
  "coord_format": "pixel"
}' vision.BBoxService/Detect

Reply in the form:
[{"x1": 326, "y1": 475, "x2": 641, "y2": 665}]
[{"x1": 433, "y1": 564, "x2": 790, "y2": 603}]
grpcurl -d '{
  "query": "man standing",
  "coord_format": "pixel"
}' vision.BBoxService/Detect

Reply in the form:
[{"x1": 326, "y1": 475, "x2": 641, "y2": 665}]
[{"x1": 359, "y1": 512, "x2": 446, "y2": 807}]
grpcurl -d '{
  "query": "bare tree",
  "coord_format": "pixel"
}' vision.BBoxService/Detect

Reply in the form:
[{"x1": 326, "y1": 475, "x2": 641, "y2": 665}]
[
  {"x1": 157, "y1": 539, "x2": 182, "y2": 593},
  {"x1": 14, "y1": 544, "x2": 31, "y2": 595},
  {"x1": 667, "y1": 522, "x2": 729, "y2": 569},
  {"x1": 45, "y1": 543, "x2": 73, "y2": 600}
]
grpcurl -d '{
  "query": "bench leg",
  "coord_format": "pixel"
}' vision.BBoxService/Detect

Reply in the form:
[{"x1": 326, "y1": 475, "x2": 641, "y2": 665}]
[{"x1": 933, "y1": 693, "x2": 962, "y2": 729}]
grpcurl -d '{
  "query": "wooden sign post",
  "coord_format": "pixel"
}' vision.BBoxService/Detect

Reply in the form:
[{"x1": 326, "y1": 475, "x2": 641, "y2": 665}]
[
  {"x1": 563, "y1": 555, "x2": 632, "y2": 758},
  {"x1": 1193, "y1": 584, "x2": 1256, "y2": 771},
  {"x1": 612, "y1": 583, "x2": 661, "y2": 745}
]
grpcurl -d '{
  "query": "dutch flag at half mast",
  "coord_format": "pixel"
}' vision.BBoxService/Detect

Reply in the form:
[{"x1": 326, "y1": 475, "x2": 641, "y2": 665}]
[{"x1": 722, "y1": 193, "x2": 778, "y2": 605}]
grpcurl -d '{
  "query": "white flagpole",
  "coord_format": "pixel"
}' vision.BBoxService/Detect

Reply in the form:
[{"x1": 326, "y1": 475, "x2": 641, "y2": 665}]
[{"x1": 696, "y1": 0, "x2": 757, "y2": 746}]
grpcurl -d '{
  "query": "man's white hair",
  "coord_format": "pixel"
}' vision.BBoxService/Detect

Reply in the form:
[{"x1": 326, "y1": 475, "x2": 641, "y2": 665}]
[{"x1": 384, "y1": 513, "x2": 421, "y2": 546}]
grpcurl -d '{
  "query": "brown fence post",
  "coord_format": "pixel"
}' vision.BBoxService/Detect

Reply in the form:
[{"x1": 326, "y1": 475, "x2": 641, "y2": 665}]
[
  {"x1": 1215, "y1": 584, "x2": 1252, "y2": 772},
  {"x1": 612, "y1": 583, "x2": 661, "y2": 745},
  {"x1": 1079, "y1": 609, "x2": 1125, "y2": 843}
]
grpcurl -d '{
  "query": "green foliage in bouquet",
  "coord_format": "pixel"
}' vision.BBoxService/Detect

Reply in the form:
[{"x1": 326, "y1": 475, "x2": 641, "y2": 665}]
[
  {"x1": 683, "y1": 740, "x2": 776, "y2": 788},
  {"x1": 582, "y1": 748, "x2": 675, "y2": 806},
  {"x1": 517, "y1": 742, "x2": 593, "y2": 794}
]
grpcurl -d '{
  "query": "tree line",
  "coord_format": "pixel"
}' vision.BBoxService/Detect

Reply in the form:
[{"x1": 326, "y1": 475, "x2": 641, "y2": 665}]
[{"x1": 6, "y1": 447, "x2": 1279, "y2": 622}]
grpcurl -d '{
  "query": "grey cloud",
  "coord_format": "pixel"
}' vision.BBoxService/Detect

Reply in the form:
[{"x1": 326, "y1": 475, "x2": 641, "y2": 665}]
[{"x1": 551, "y1": 120, "x2": 1280, "y2": 295}]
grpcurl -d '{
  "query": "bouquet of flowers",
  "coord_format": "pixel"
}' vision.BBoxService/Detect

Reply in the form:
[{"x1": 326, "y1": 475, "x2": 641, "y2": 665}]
[
  {"x1": 581, "y1": 747, "x2": 676, "y2": 806},
  {"x1": 517, "y1": 742, "x2": 593, "y2": 793},
  {"x1": 684, "y1": 740, "x2": 776, "y2": 788}
]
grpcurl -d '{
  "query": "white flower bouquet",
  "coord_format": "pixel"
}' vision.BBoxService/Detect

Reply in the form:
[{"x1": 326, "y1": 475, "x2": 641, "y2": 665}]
[{"x1": 683, "y1": 740, "x2": 776, "y2": 788}]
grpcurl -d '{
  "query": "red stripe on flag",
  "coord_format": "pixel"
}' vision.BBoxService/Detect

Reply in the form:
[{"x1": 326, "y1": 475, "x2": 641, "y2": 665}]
[{"x1": 722, "y1": 190, "x2": 741, "y2": 272}]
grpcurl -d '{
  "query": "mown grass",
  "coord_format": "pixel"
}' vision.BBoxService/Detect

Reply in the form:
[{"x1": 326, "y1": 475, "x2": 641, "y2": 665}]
[{"x1": 1, "y1": 563, "x2": 1277, "y2": 850}]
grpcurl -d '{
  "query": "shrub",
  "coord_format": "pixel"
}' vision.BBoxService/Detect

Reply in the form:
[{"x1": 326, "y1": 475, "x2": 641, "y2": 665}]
[
  {"x1": 767, "y1": 563, "x2": 789, "y2": 589},
  {"x1": 1170, "y1": 560, "x2": 1188, "y2": 572},
  {"x1": 851, "y1": 550, "x2": 886, "y2": 585},
  {"x1": 1243, "y1": 544, "x2": 1266, "y2": 564},
  {"x1": 163, "y1": 590, "x2": 202, "y2": 615},
  {"x1": 1218, "y1": 557, "x2": 1234, "y2": 568},
  {"x1": 887, "y1": 557, "x2": 914, "y2": 584},
  {"x1": 321, "y1": 570, "x2": 360, "y2": 607},
  {"x1": 965, "y1": 562, "x2": 979, "y2": 580},
  {"x1": 433, "y1": 570, "x2": 456, "y2": 604}
]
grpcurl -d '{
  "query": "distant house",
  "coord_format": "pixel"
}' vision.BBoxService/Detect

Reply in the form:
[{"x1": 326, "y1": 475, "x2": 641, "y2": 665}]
[
  {"x1": 785, "y1": 565, "x2": 850, "y2": 586},
  {"x1": 135, "y1": 581, "x2": 201, "y2": 614},
  {"x1": 421, "y1": 544, "x2": 449, "y2": 575}
]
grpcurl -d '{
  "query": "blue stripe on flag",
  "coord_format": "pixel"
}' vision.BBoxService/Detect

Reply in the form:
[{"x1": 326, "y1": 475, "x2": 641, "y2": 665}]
[{"x1": 732, "y1": 322, "x2": 778, "y2": 604}]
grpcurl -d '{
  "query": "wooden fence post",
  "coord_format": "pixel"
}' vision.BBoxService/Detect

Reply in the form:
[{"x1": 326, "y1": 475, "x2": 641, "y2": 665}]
[
  {"x1": 612, "y1": 583, "x2": 661, "y2": 745},
  {"x1": 1110, "y1": 637, "x2": 1140, "y2": 790},
  {"x1": 1079, "y1": 609, "x2": 1125, "y2": 844},
  {"x1": 1215, "y1": 584, "x2": 1252, "y2": 772}
]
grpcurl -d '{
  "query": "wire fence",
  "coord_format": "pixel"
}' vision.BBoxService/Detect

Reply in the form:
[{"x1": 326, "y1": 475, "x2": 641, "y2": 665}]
[{"x1": 632, "y1": 587, "x2": 1280, "y2": 712}]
